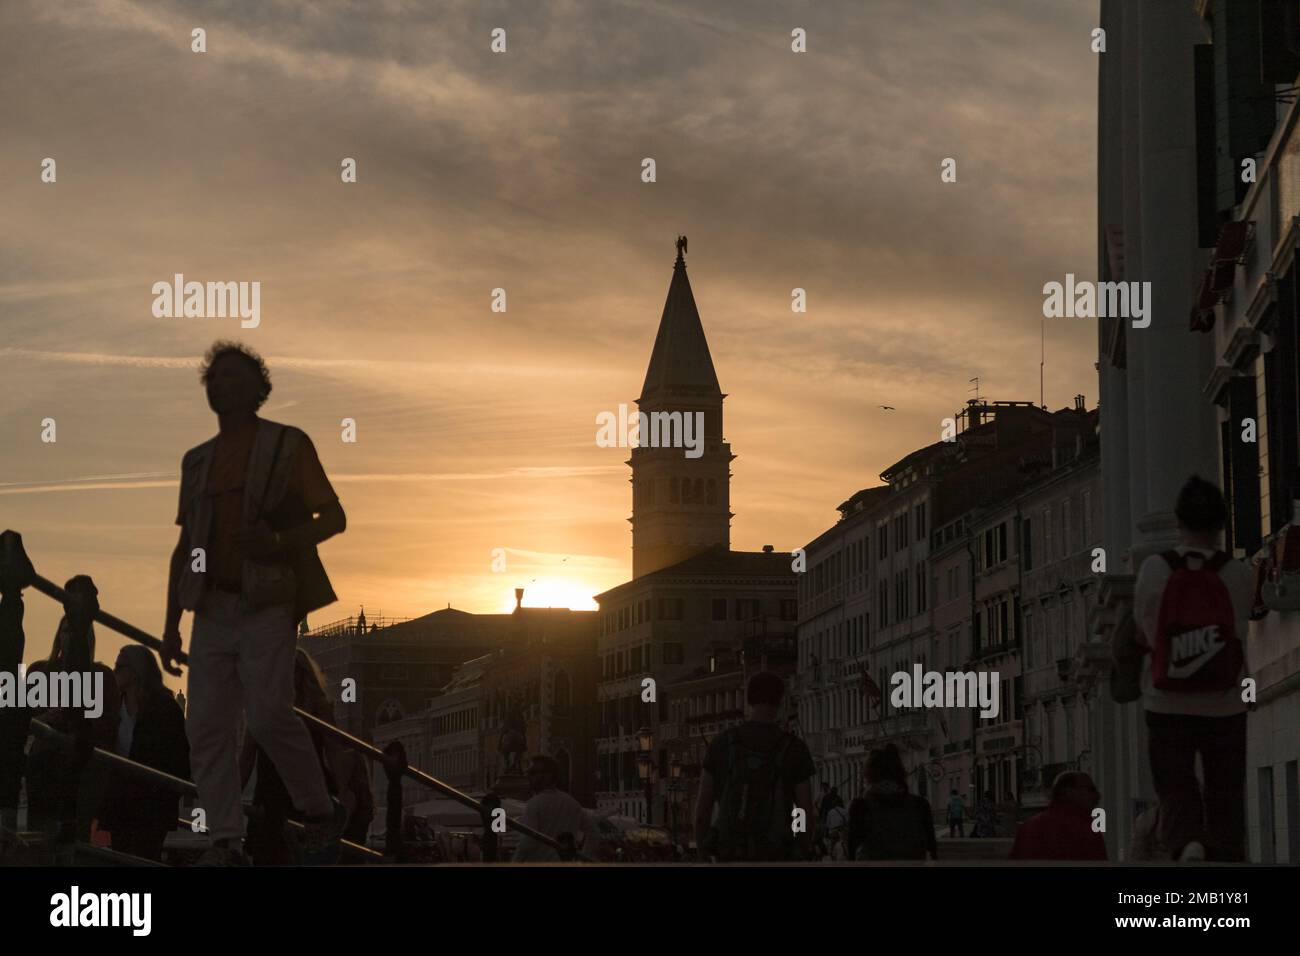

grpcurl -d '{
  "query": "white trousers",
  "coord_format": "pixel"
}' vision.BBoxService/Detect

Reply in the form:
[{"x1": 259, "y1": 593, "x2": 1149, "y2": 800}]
[{"x1": 187, "y1": 591, "x2": 332, "y2": 842}]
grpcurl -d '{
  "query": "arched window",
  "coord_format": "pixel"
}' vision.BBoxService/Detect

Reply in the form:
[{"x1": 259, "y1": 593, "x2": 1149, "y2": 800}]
[{"x1": 553, "y1": 670, "x2": 572, "y2": 716}]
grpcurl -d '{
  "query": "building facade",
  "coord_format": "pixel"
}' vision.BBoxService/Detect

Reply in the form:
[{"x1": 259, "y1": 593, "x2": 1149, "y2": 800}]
[{"x1": 1088, "y1": 0, "x2": 1300, "y2": 861}]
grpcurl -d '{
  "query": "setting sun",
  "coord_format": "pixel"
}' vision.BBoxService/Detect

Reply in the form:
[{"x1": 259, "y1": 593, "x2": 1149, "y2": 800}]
[{"x1": 499, "y1": 577, "x2": 601, "y2": 612}]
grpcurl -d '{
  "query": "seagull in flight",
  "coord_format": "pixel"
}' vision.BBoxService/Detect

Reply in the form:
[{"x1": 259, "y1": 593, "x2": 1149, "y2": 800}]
[{"x1": 879, "y1": 405, "x2": 896, "y2": 411}]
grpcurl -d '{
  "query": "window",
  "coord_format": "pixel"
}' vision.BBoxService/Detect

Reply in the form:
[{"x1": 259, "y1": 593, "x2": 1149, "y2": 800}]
[
  {"x1": 1043, "y1": 507, "x2": 1053, "y2": 563},
  {"x1": 878, "y1": 580, "x2": 888, "y2": 627},
  {"x1": 1021, "y1": 516, "x2": 1033, "y2": 570},
  {"x1": 711, "y1": 598, "x2": 727, "y2": 621},
  {"x1": 659, "y1": 597, "x2": 683, "y2": 620},
  {"x1": 915, "y1": 563, "x2": 927, "y2": 613},
  {"x1": 1062, "y1": 497, "x2": 1073, "y2": 555},
  {"x1": 915, "y1": 502, "x2": 927, "y2": 539},
  {"x1": 553, "y1": 671, "x2": 571, "y2": 716},
  {"x1": 1025, "y1": 610, "x2": 1035, "y2": 668},
  {"x1": 879, "y1": 524, "x2": 888, "y2": 559},
  {"x1": 1081, "y1": 491, "x2": 1093, "y2": 547},
  {"x1": 736, "y1": 598, "x2": 761, "y2": 620}
]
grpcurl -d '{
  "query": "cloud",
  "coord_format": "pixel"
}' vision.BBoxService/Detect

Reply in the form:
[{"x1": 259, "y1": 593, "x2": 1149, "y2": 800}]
[{"x1": 0, "y1": 0, "x2": 1099, "y2": 622}]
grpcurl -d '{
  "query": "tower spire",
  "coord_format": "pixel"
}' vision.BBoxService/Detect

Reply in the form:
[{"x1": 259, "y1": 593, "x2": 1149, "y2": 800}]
[
  {"x1": 639, "y1": 237, "x2": 719, "y2": 405},
  {"x1": 630, "y1": 239, "x2": 732, "y2": 577}
]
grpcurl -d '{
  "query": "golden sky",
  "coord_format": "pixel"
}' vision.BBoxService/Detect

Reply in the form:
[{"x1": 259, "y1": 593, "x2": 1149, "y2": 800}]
[{"x1": 0, "y1": 0, "x2": 1099, "y2": 671}]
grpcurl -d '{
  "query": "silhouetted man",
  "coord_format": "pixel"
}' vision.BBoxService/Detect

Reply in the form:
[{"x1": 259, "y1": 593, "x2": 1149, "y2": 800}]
[
  {"x1": 512, "y1": 755, "x2": 599, "y2": 862},
  {"x1": 695, "y1": 671, "x2": 815, "y2": 862},
  {"x1": 23, "y1": 578, "x2": 120, "y2": 844},
  {"x1": 161, "y1": 341, "x2": 346, "y2": 865},
  {"x1": 947, "y1": 788, "x2": 965, "y2": 838}
]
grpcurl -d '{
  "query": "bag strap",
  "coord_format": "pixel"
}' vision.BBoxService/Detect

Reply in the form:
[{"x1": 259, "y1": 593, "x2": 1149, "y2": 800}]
[{"x1": 1203, "y1": 550, "x2": 1230, "y2": 573}]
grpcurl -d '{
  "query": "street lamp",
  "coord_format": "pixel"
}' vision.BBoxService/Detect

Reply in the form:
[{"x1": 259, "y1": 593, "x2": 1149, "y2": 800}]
[{"x1": 637, "y1": 726, "x2": 654, "y2": 825}]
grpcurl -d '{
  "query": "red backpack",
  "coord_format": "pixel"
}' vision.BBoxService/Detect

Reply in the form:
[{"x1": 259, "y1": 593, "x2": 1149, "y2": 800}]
[{"x1": 1151, "y1": 550, "x2": 1241, "y2": 692}]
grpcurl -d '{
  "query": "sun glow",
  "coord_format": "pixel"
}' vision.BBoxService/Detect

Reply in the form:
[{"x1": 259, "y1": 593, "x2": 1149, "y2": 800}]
[{"x1": 499, "y1": 577, "x2": 601, "y2": 612}]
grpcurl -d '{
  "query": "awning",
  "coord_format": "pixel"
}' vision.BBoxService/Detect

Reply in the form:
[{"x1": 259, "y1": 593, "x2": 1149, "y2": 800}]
[{"x1": 1208, "y1": 257, "x2": 1236, "y2": 293}]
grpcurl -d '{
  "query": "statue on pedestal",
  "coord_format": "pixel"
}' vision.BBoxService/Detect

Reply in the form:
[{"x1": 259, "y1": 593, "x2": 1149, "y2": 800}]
[{"x1": 499, "y1": 699, "x2": 528, "y2": 774}]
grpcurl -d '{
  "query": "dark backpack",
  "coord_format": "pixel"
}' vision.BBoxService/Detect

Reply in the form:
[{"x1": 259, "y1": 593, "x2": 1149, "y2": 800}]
[
  {"x1": 850, "y1": 793, "x2": 930, "y2": 861},
  {"x1": 1151, "y1": 550, "x2": 1241, "y2": 692},
  {"x1": 713, "y1": 727, "x2": 795, "y2": 860}
]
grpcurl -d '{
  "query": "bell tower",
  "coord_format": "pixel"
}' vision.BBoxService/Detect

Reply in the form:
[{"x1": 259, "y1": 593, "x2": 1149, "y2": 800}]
[{"x1": 630, "y1": 238, "x2": 734, "y2": 577}]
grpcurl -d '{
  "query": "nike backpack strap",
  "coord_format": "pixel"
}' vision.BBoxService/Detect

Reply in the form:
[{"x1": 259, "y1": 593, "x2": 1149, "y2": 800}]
[{"x1": 1204, "y1": 550, "x2": 1230, "y2": 573}]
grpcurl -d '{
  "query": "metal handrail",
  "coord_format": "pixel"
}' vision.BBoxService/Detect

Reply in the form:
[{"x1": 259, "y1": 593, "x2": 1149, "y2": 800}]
[
  {"x1": 294, "y1": 709, "x2": 590, "y2": 860},
  {"x1": 17, "y1": 562, "x2": 585, "y2": 860},
  {"x1": 27, "y1": 717, "x2": 382, "y2": 861}
]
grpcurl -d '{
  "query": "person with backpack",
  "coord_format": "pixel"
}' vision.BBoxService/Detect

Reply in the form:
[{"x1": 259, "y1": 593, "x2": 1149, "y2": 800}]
[
  {"x1": 846, "y1": 745, "x2": 938, "y2": 861},
  {"x1": 694, "y1": 671, "x2": 815, "y2": 862},
  {"x1": 1133, "y1": 475, "x2": 1252, "y2": 862}
]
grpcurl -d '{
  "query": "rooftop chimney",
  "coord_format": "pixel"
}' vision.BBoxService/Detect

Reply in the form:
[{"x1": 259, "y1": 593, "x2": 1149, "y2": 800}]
[
  {"x1": 762, "y1": 544, "x2": 774, "y2": 553},
  {"x1": 1074, "y1": 393, "x2": 1085, "y2": 410},
  {"x1": 514, "y1": 588, "x2": 524, "y2": 610}
]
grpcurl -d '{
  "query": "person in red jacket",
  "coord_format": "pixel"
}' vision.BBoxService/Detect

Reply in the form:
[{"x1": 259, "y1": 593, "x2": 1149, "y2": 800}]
[{"x1": 1009, "y1": 771, "x2": 1107, "y2": 861}]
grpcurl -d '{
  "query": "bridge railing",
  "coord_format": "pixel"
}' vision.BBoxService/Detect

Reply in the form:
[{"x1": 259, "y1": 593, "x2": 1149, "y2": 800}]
[{"x1": 0, "y1": 530, "x2": 585, "y2": 862}]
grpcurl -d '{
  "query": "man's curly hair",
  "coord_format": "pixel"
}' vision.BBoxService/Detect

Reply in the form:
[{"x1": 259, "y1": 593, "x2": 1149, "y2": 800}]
[{"x1": 200, "y1": 340, "x2": 272, "y2": 409}]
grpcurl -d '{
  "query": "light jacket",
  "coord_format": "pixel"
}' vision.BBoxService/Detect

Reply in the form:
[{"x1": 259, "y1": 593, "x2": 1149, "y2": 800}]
[{"x1": 176, "y1": 418, "x2": 336, "y2": 619}]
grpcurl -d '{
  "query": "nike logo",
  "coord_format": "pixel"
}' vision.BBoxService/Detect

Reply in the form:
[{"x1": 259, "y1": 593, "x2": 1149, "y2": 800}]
[{"x1": 1166, "y1": 628, "x2": 1226, "y2": 679}]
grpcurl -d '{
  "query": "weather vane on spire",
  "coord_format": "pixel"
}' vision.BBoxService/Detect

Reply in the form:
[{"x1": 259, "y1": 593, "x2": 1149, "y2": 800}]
[{"x1": 676, "y1": 235, "x2": 688, "y2": 259}]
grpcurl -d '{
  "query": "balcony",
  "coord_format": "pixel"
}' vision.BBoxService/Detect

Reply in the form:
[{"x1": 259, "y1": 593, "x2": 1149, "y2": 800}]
[{"x1": 883, "y1": 711, "x2": 929, "y2": 737}]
